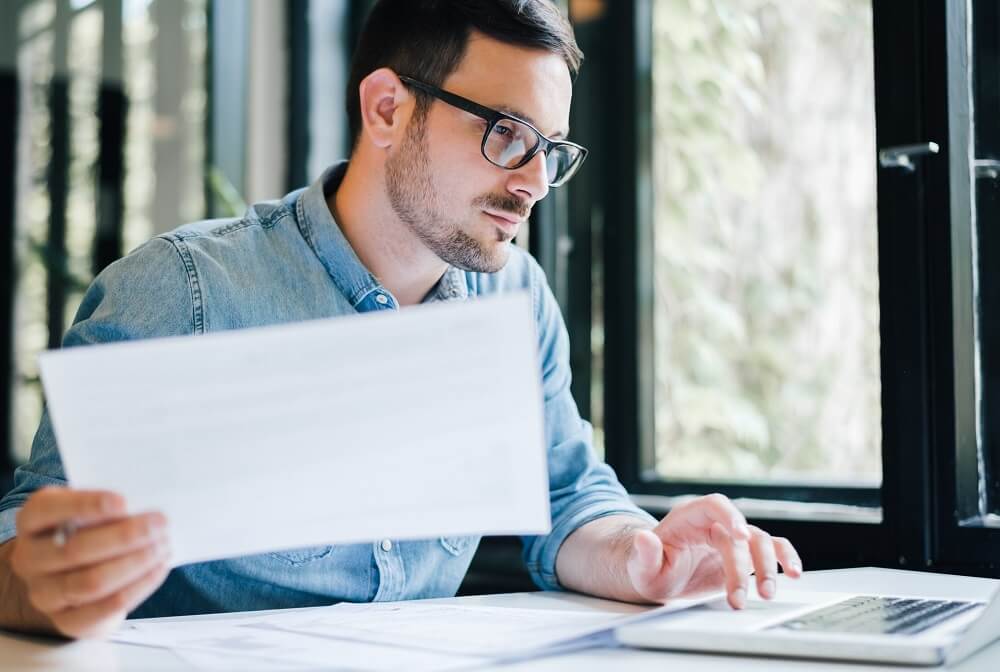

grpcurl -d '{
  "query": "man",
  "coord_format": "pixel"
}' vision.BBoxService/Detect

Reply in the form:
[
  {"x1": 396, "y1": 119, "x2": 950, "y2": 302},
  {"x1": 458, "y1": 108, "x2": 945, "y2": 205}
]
[{"x1": 0, "y1": 0, "x2": 801, "y2": 639}]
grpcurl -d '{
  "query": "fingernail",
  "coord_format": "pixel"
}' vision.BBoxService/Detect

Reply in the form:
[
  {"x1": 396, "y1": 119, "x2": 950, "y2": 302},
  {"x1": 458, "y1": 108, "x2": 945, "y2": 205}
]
[
  {"x1": 761, "y1": 579, "x2": 775, "y2": 598},
  {"x1": 732, "y1": 588, "x2": 746, "y2": 609},
  {"x1": 736, "y1": 524, "x2": 751, "y2": 539}
]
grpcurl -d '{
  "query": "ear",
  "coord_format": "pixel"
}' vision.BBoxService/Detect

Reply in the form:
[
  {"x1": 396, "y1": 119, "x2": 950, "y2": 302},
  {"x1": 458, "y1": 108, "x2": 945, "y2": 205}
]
[{"x1": 357, "y1": 68, "x2": 412, "y2": 150}]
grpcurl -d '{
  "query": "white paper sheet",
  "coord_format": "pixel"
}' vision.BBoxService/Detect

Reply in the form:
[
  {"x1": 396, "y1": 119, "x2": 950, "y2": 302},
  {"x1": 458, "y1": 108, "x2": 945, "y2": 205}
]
[
  {"x1": 113, "y1": 596, "x2": 716, "y2": 669},
  {"x1": 111, "y1": 593, "x2": 718, "y2": 672},
  {"x1": 115, "y1": 619, "x2": 483, "y2": 671},
  {"x1": 247, "y1": 597, "x2": 717, "y2": 659},
  {"x1": 40, "y1": 292, "x2": 550, "y2": 566},
  {"x1": 169, "y1": 647, "x2": 481, "y2": 672}
]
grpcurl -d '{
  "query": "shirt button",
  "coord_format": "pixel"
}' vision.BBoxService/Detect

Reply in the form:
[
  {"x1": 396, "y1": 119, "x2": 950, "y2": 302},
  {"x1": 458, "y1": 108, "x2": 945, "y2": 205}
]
[
  {"x1": 375, "y1": 294, "x2": 389, "y2": 305},
  {"x1": 380, "y1": 539, "x2": 393, "y2": 552}
]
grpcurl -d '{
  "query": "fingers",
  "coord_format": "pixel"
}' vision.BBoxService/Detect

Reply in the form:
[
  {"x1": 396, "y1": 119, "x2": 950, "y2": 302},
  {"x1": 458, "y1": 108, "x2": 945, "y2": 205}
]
[
  {"x1": 49, "y1": 560, "x2": 172, "y2": 639},
  {"x1": 15, "y1": 488, "x2": 126, "y2": 536},
  {"x1": 28, "y1": 541, "x2": 171, "y2": 613},
  {"x1": 17, "y1": 512, "x2": 167, "y2": 576},
  {"x1": 706, "y1": 523, "x2": 804, "y2": 607},
  {"x1": 8, "y1": 487, "x2": 173, "y2": 640},
  {"x1": 654, "y1": 494, "x2": 750, "y2": 546},
  {"x1": 773, "y1": 535, "x2": 803, "y2": 578},
  {"x1": 642, "y1": 494, "x2": 806, "y2": 610},
  {"x1": 747, "y1": 528, "x2": 804, "y2": 595},
  {"x1": 748, "y1": 525, "x2": 778, "y2": 599},
  {"x1": 717, "y1": 525, "x2": 804, "y2": 605},
  {"x1": 708, "y1": 522, "x2": 752, "y2": 609}
]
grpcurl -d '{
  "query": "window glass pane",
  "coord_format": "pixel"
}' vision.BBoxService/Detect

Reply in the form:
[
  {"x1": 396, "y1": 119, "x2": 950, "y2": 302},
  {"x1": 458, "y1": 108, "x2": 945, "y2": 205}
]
[
  {"x1": 13, "y1": 10, "x2": 54, "y2": 464},
  {"x1": 123, "y1": 0, "x2": 207, "y2": 252},
  {"x1": 65, "y1": 5, "x2": 102, "y2": 329},
  {"x1": 19, "y1": 0, "x2": 55, "y2": 37},
  {"x1": 306, "y1": 0, "x2": 352, "y2": 181},
  {"x1": 10, "y1": 0, "x2": 208, "y2": 465},
  {"x1": 650, "y1": 0, "x2": 881, "y2": 485}
]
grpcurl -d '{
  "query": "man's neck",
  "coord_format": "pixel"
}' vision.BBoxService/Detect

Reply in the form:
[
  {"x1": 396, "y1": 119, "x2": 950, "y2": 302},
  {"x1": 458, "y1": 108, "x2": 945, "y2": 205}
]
[{"x1": 329, "y1": 159, "x2": 448, "y2": 307}]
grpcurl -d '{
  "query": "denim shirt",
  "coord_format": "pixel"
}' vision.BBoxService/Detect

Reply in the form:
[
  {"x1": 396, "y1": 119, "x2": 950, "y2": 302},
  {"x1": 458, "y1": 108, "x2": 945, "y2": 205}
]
[{"x1": 0, "y1": 162, "x2": 654, "y2": 617}]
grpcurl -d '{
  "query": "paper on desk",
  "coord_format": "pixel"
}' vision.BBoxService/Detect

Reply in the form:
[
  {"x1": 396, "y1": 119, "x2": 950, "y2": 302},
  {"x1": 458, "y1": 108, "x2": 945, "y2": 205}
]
[
  {"x1": 115, "y1": 618, "x2": 484, "y2": 671},
  {"x1": 112, "y1": 595, "x2": 719, "y2": 668},
  {"x1": 248, "y1": 597, "x2": 717, "y2": 659},
  {"x1": 40, "y1": 292, "x2": 550, "y2": 566},
  {"x1": 169, "y1": 648, "x2": 480, "y2": 672}
]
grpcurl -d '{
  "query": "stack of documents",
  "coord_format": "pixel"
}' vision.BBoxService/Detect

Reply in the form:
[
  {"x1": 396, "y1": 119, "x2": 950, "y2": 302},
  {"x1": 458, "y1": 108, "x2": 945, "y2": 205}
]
[{"x1": 113, "y1": 596, "x2": 713, "y2": 670}]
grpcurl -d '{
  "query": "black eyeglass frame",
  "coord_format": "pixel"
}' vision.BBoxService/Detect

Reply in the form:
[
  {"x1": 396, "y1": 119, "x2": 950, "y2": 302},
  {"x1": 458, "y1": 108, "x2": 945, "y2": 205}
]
[{"x1": 398, "y1": 75, "x2": 589, "y2": 187}]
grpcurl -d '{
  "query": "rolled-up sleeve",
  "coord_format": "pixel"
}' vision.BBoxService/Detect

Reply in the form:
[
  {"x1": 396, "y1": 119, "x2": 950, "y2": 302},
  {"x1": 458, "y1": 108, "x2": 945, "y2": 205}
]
[
  {"x1": 0, "y1": 408, "x2": 68, "y2": 545},
  {"x1": 0, "y1": 237, "x2": 196, "y2": 545},
  {"x1": 520, "y1": 261, "x2": 656, "y2": 591}
]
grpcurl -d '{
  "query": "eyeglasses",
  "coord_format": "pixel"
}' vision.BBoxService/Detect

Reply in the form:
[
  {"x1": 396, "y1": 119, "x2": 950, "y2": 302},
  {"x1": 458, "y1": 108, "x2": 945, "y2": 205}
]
[{"x1": 398, "y1": 75, "x2": 588, "y2": 187}]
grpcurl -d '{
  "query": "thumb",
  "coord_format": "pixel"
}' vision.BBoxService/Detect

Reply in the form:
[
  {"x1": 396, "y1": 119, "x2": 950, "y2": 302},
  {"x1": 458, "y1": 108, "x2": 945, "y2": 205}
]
[{"x1": 626, "y1": 529, "x2": 665, "y2": 594}]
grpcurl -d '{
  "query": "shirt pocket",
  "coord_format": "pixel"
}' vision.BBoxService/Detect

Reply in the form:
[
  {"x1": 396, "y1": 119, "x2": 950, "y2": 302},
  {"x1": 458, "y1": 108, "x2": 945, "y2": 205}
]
[
  {"x1": 439, "y1": 536, "x2": 474, "y2": 556},
  {"x1": 269, "y1": 545, "x2": 335, "y2": 565}
]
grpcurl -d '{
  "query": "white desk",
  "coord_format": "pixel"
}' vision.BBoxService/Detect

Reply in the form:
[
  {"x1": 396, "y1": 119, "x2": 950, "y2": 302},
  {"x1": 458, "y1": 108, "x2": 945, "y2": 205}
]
[{"x1": 2, "y1": 567, "x2": 999, "y2": 671}]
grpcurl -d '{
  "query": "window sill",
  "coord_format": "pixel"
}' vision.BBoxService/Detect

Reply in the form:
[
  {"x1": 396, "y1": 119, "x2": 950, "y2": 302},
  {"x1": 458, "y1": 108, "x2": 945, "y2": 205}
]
[{"x1": 631, "y1": 494, "x2": 883, "y2": 525}]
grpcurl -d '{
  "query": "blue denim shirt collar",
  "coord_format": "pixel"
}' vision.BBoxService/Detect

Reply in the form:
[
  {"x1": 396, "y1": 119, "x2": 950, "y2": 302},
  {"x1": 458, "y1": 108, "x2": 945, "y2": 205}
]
[{"x1": 296, "y1": 161, "x2": 468, "y2": 309}]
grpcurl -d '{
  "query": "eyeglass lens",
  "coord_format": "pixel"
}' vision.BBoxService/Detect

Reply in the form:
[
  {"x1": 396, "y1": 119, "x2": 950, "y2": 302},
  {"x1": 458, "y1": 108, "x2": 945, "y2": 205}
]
[{"x1": 483, "y1": 118, "x2": 581, "y2": 185}]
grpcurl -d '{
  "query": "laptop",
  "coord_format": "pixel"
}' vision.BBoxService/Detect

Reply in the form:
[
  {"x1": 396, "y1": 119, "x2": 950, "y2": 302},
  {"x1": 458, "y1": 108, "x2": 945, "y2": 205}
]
[{"x1": 615, "y1": 581, "x2": 1000, "y2": 666}]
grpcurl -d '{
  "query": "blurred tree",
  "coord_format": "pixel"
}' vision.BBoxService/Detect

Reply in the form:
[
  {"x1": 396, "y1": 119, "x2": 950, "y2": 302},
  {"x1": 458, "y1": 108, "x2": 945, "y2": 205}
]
[{"x1": 652, "y1": 0, "x2": 881, "y2": 483}]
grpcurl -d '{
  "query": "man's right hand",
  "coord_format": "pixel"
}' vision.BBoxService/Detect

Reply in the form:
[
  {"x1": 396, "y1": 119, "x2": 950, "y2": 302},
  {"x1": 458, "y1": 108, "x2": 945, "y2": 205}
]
[{"x1": 3, "y1": 487, "x2": 171, "y2": 638}]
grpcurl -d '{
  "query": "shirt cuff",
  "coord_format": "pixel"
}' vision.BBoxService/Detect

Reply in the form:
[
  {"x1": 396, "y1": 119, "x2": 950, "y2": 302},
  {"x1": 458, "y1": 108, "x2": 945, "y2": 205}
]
[
  {"x1": 0, "y1": 504, "x2": 22, "y2": 546},
  {"x1": 527, "y1": 499, "x2": 658, "y2": 591}
]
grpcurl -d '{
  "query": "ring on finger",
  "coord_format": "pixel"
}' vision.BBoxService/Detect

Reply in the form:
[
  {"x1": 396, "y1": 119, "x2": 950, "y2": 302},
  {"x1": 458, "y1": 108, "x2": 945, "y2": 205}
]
[{"x1": 52, "y1": 521, "x2": 78, "y2": 548}]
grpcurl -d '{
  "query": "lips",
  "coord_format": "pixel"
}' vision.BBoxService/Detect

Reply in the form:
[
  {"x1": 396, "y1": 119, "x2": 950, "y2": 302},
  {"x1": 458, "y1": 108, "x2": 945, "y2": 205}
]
[{"x1": 483, "y1": 210, "x2": 524, "y2": 230}]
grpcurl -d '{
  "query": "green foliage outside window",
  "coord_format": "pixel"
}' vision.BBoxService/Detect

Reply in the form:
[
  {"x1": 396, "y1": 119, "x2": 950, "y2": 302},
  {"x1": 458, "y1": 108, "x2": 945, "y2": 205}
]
[{"x1": 652, "y1": 0, "x2": 881, "y2": 484}]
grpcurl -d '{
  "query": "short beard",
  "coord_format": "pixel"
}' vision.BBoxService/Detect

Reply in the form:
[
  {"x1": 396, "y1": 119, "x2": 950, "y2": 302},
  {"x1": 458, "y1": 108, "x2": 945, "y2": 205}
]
[{"x1": 385, "y1": 108, "x2": 513, "y2": 274}]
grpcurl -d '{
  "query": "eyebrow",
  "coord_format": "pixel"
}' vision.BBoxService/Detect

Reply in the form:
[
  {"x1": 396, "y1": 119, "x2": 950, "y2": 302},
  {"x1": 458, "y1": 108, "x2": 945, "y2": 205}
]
[{"x1": 494, "y1": 104, "x2": 569, "y2": 140}]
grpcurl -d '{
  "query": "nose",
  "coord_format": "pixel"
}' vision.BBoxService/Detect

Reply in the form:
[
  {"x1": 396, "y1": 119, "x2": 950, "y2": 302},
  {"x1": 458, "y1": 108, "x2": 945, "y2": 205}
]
[{"x1": 507, "y1": 150, "x2": 550, "y2": 204}]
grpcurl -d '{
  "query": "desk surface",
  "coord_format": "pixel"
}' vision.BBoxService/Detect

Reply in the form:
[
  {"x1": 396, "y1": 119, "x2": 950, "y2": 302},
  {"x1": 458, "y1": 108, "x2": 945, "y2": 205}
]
[{"x1": 2, "y1": 567, "x2": 999, "y2": 671}]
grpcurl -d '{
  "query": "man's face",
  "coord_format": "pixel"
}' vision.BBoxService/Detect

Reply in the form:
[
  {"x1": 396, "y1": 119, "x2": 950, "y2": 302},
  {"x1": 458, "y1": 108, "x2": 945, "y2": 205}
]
[{"x1": 384, "y1": 33, "x2": 573, "y2": 273}]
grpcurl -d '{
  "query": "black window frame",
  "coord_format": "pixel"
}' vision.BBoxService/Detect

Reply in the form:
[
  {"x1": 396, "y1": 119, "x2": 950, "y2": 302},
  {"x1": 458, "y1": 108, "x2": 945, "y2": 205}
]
[
  {"x1": 932, "y1": 0, "x2": 1000, "y2": 571},
  {"x1": 974, "y1": 0, "x2": 1000, "y2": 527}
]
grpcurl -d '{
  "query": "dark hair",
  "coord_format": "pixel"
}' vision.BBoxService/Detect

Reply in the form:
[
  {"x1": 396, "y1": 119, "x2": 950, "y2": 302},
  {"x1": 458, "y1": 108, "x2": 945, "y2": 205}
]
[{"x1": 345, "y1": 0, "x2": 582, "y2": 149}]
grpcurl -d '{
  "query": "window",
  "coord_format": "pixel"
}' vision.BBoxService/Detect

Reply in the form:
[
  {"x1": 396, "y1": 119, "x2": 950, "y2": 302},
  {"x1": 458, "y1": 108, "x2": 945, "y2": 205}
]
[
  {"x1": 648, "y1": 0, "x2": 881, "y2": 489},
  {"x1": 562, "y1": 0, "x2": 1000, "y2": 572},
  {"x1": 3, "y1": 0, "x2": 209, "y2": 483}
]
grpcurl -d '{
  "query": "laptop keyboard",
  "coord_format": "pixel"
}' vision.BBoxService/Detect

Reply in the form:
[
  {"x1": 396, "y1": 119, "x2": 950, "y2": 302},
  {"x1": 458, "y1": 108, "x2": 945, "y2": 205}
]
[{"x1": 771, "y1": 595, "x2": 981, "y2": 636}]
